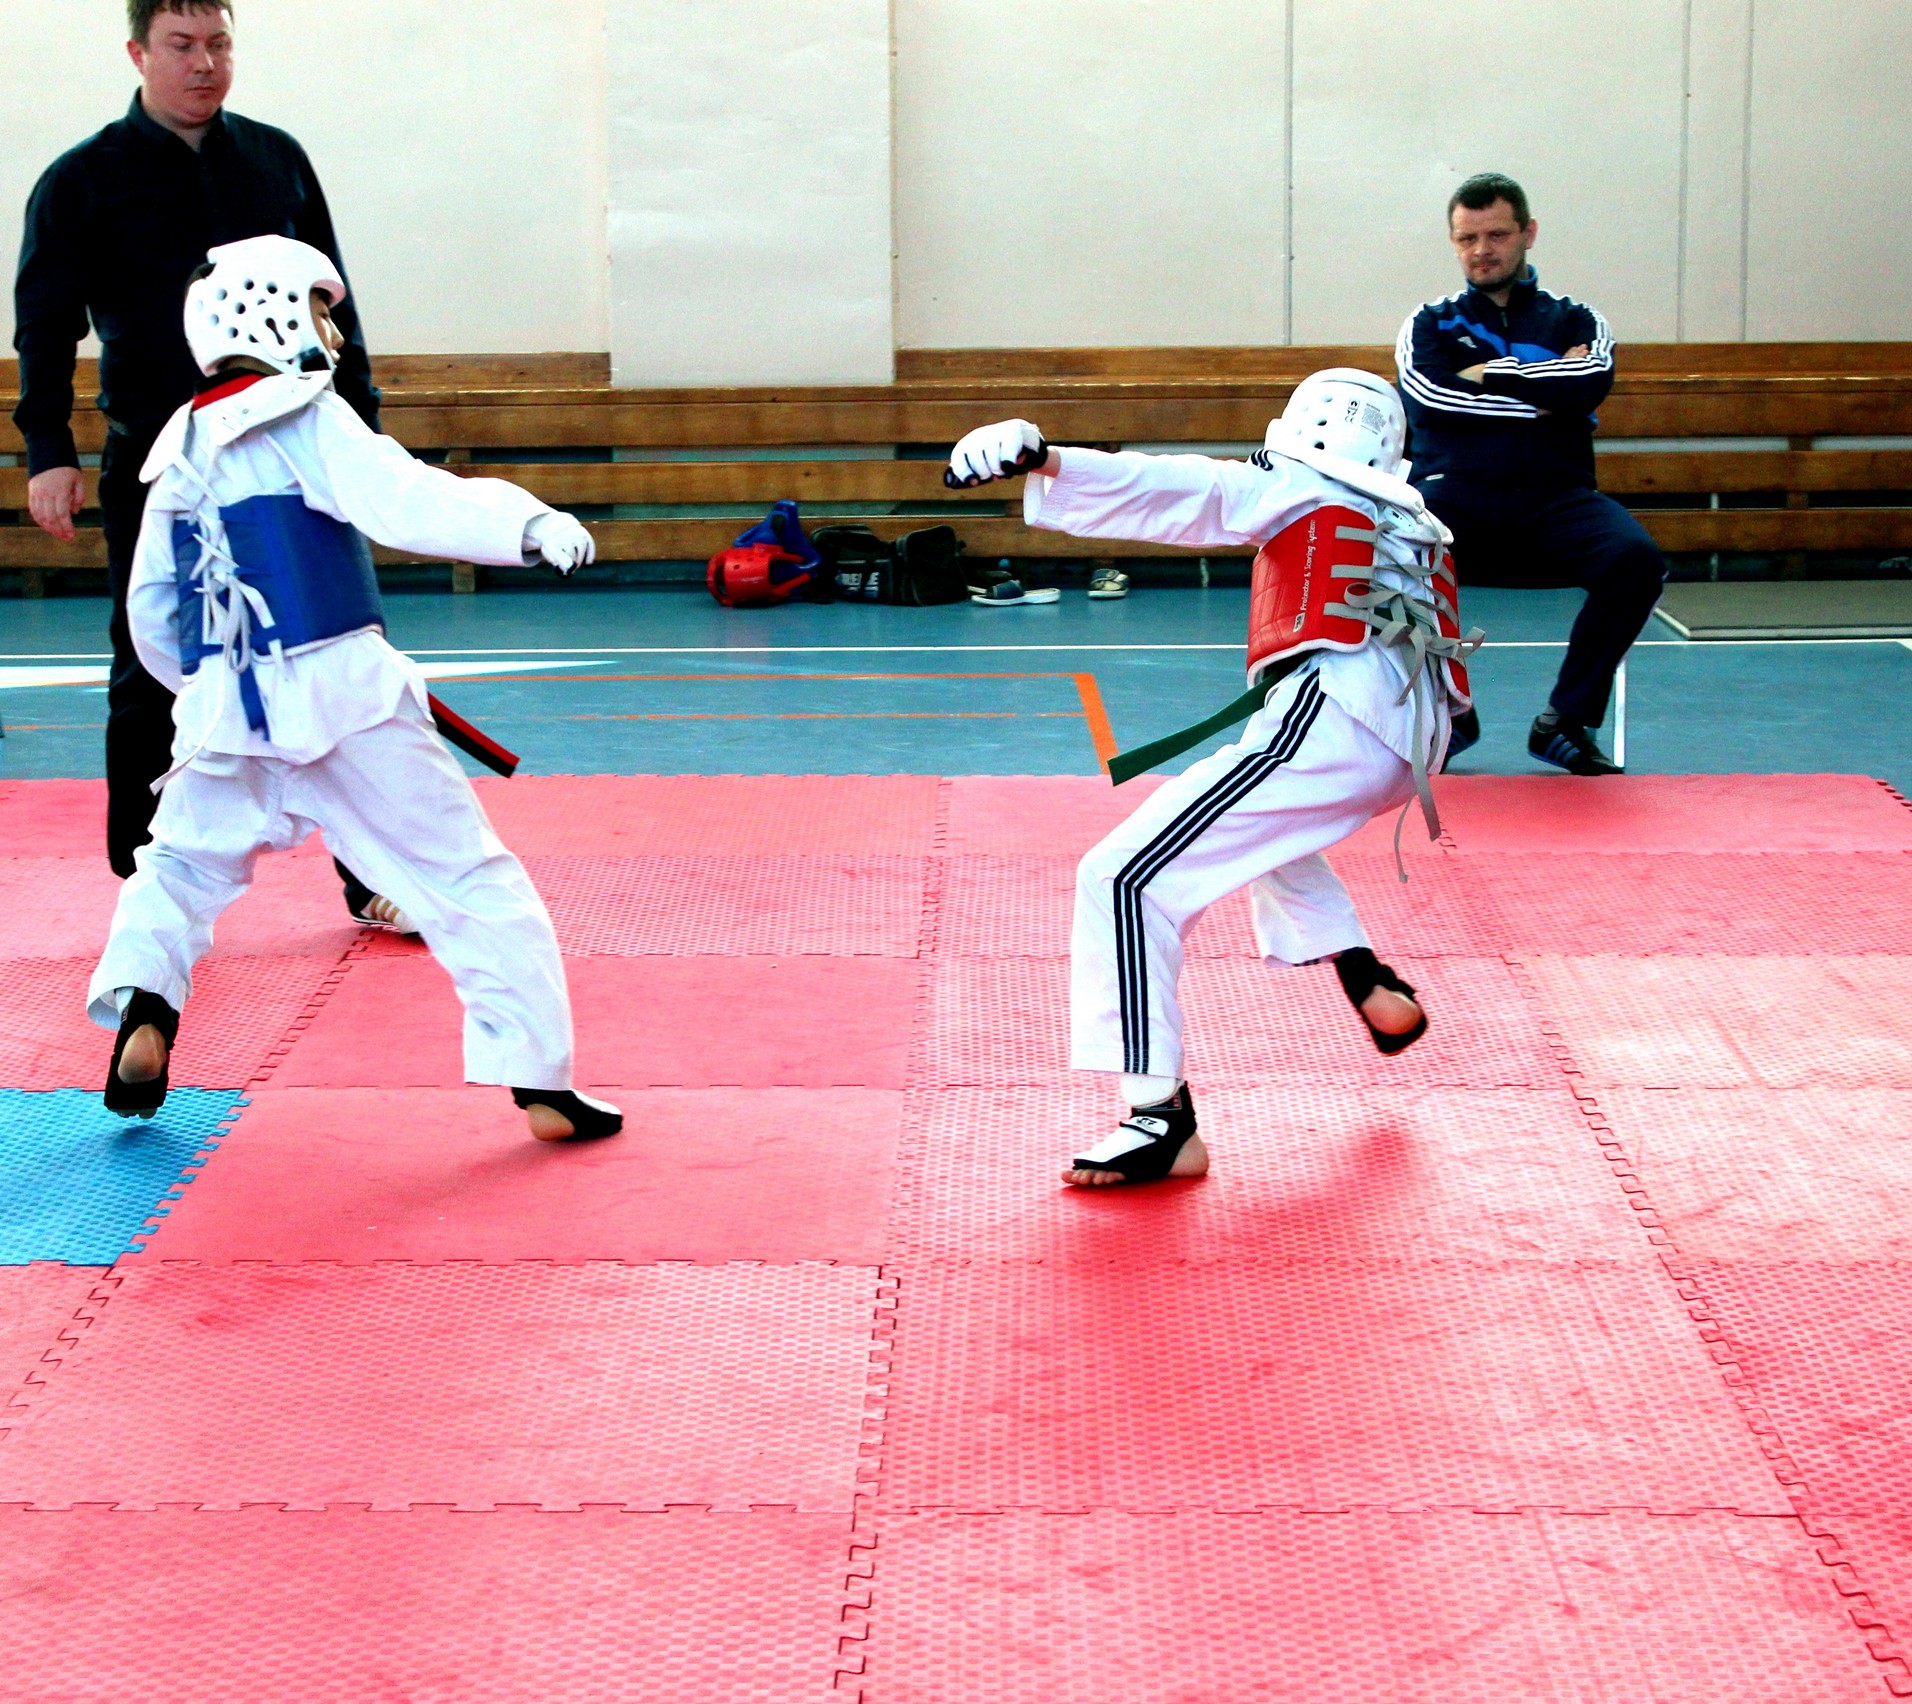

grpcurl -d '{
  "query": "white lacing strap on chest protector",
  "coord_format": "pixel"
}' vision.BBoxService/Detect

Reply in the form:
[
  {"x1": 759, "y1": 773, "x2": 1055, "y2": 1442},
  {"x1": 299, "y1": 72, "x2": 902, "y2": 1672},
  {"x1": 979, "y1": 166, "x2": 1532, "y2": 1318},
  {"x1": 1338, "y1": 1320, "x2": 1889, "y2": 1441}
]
[
  {"x1": 1331, "y1": 521, "x2": 1484, "y2": 869},
  {"x1": 150, "y1": 425, "x2": 292, "y2": 792}
]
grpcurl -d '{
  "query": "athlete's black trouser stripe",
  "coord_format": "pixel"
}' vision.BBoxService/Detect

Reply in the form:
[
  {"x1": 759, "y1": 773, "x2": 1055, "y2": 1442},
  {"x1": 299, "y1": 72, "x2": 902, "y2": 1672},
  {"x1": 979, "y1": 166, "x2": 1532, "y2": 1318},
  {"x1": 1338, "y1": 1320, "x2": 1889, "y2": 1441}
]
[{"x1": 1111, "y1": 674, "x2": 1326, "y2": 1074}]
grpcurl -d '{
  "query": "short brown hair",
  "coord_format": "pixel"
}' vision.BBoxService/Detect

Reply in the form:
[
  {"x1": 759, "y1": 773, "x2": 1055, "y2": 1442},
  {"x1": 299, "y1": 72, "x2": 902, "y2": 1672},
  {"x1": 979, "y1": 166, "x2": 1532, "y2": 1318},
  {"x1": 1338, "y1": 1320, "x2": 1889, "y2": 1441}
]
[
  {"x1": 128, "y1": 1, "x2": 233, "y2": 45},
  {"x1": 1448, "y1": 172, "x2": 1530, "y2": 229}
]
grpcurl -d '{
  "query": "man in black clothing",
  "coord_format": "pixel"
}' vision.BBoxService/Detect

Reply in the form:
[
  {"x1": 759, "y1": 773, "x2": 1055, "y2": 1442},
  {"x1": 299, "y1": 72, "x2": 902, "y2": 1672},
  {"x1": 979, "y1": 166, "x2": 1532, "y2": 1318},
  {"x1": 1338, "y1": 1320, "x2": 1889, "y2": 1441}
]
[
  {"x1": 14, "y1": 0, "x2": 402, "y2": 924},
  {"x1": 1396, "y1": 172, "x2": 1667, "y2": 776}
]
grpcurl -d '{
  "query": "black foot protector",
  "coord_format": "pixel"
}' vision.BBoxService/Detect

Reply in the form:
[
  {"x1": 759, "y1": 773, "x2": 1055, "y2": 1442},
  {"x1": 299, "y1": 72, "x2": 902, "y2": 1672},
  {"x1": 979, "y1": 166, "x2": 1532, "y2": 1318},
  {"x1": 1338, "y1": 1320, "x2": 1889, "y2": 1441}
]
[
  {"x1": 1334, "y1": 948, "x2": 1429, "y2": 1056},
  {"x1": 1068, "y1": 1084, "x2": 1208, "y2": 1185},
  {"x1": 510, "y1": 1087, "x2": 624, "y2": 1141},
  {"x1": 104, "y1": 990, "x2": 180, "y2": 1119},
  {"x1": 1529, "y1": 711, "x2": 1622, "y2": 776}
]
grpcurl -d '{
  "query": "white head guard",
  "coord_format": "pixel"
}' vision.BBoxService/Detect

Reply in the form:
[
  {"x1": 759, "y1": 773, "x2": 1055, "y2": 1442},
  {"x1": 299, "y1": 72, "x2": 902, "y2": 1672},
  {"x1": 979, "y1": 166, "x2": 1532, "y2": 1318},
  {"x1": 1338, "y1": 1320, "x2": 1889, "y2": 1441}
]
[
  {"x1": 1265, "y1": 368, "x2": 1409, "y2": 475},
  {"x1": 184, "y1": 236, "x2": 346, "y2": 378},
  {"x1": 1259, "y1": 367, "x2": 1432, "y2": 520}
]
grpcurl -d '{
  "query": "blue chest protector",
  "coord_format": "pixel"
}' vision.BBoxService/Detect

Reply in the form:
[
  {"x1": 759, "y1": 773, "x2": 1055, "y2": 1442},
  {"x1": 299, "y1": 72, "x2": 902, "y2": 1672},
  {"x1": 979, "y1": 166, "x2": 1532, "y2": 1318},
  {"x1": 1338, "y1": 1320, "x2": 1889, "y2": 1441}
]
[{"x1": 172, "y1": 494, "x2": 385, "y2": 736}]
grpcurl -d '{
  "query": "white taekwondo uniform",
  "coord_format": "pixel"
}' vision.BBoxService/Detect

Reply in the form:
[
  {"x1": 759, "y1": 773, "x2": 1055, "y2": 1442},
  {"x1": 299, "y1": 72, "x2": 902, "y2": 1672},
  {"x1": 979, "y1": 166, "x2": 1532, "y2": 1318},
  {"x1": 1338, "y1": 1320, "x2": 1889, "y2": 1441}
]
[
  {"x1": 88, "y1": 372, "x2": 577, "y2": 1091},
  {"x1": 1023, "y1": 445, "x2": 1462, "y2": 1082}
]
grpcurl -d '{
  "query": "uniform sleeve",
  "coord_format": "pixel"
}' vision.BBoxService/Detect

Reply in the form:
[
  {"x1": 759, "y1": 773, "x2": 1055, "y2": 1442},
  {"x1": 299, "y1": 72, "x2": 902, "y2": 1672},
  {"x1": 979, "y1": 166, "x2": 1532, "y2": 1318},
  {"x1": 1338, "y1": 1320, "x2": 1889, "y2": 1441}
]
[
  {"x1": 127, "y1": 489, "x2": 186, "y2": 693},
  {"x1": 289, "y1": 392, "x2": 555, "y2": 566},
  {"x1": 1394, "y1": 305, "x2": 1540, "y2": 421},
  {"x1": 1022, "y1": 446, "x2": 1320, "y2": 550},
  {"x1": 1477, "y1": 301, "x2": 1615, "y2": 414},
  {"x1": 10, "y1": 159, "x2": 92, "y2": 477},
  {"x1": 288, "y1": 143, "x2": 381, "y2": 431}
]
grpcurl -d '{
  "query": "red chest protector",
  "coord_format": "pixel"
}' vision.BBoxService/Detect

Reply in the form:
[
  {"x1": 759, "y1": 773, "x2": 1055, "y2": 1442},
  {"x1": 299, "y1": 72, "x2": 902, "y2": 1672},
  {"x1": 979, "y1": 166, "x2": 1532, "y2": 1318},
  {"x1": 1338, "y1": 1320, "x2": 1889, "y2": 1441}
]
[{"x1": 1247, "y1": 503, "x2": 1473, "y2": 708}]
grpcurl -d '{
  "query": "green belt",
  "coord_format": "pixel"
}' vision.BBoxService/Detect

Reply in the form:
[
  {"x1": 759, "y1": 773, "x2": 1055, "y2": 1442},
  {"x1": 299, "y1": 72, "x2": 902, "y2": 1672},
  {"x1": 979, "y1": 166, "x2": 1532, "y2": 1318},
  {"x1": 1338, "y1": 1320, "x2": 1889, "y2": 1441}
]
[{"x1": 1107, "y1": 680, "x2": 1272, "y2": 786}]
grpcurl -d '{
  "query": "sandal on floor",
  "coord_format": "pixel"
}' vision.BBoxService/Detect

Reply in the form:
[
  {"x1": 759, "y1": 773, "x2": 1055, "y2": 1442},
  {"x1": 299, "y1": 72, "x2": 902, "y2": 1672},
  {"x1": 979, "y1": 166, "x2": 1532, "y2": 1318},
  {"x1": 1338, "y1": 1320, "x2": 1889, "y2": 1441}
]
[
  {"x1": 1333, "y1": 948, "x2": 1428, "y2": 1056},
  {"x1": 1066, "y1": 1085, "x2": 1208, "y2": 1185},
  {"x1": 971, "y1": 578, "x2": 1029, "y2": 605},
  {"x1": 1087, "y1": 567, "x2": 1130, "y2": 599},
  {"x1": 104, "y1": 990, "x2": 179, "y2": 1119},
  {"x1": 511, "y1": 1087, "x2": 624, "y2": 1141}
]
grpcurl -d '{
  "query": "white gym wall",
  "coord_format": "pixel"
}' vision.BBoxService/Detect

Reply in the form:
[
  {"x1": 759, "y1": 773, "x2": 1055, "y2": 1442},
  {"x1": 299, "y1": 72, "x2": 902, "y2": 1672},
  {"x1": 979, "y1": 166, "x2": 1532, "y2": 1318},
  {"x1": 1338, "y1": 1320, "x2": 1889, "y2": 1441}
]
[
  {"x1": 0, "y1": 0, "x2": 611, "y2": 357},
  {"x1": 4, "y1": 0, "x2": 1910, "y2": 371},
  {"x1": 604, "y1": 0, "x2": 895, "y2": 386}
]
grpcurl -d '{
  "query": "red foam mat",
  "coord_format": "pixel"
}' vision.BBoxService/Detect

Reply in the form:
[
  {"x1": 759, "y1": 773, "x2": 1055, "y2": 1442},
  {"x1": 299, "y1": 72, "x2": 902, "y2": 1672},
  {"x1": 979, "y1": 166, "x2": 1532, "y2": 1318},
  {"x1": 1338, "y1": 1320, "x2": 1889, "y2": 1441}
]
[
  {"x1": 0, "y1": 780, "x2": 107, "y2": 860},
  {"x1": 1524, "y1": 955, "x2": 1912, "y2": 1089},
  {"x1": 0, "y1": 1263, "x2": 882, "y2": 1511},
  {"x1": 1435, "y1": 773, "x2": 1912, "y2": 855},
  {"x1": 874, "y1": 1262, "x2": 1783, "y2": 1514},
  {"x1": 888, "y1": 1083, "x2": 1648, "y2": 1266},
  {"x1": 132, "y1": 1086, "x2": 903, "y2": 1265},
  {"x1": 524, "y1": 853, "x2": 926, "y2": 956},
  {"x1": 921, "y1": 956, "x2": 1556, "y2": 1089},
  {"x1": 0, "y1": 859, "x2": 122, "y2": 959},
  {"x1": 853, "y1": 1508, "x2": 1883, "y2": 1704},
  {"x1": 0, "y1": 954, "x2": 343, "y2": 1090},
  {"x1": 268, "y1": 953, "x2": 921, "y2": 1090},
  {"x1": 937, "y1": 851, "x2": 1485, "y2": 959},
  {"x1": 0, "y1": 1266, "x2": 109, "y2": 1405},
  {"x1": 0, "y1": 1505, "x2": 855, "y2": 1704},
  {"x1": 1588, "y1": 1088, "x2": 1912, "y2": 1262},
  {"x1": 472, "y1": 773, "x2": 941, "y2": 856},
  {"x1": 0, "y1": 843, "x2": 384, "y2": 963},
  {"x1": 1694, "y1": 1260, "x2": 1912, "y2": 1519},
  {"x1": 944, "y1": 774, "x2": 1450, "y2": 862},
  {"x1": 1463, "y1": 851, "x2": 1912, "y2": 956}
]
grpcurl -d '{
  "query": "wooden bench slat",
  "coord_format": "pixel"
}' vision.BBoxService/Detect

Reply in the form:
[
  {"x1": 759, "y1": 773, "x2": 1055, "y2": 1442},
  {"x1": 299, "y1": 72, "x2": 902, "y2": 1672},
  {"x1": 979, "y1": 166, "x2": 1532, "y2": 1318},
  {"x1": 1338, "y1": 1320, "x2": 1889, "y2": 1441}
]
[
  {"x1": 7, "y1": 506, "x2": 1909, "y2": 571},
  {"x1": 8, "y1": 452, "x2": 1908, "y2": 511}
]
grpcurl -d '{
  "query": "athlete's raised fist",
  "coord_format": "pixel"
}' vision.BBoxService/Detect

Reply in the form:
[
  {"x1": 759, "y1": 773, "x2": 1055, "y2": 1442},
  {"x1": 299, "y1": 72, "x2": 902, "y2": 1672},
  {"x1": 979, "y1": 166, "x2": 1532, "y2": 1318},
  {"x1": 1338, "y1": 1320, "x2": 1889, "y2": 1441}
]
[
  {"x1": 526, "y1": 511, "x2": 596, "y2": 576},
  {"x1": 945, "y1": 419, "x2": 1049, "y2": 489}
]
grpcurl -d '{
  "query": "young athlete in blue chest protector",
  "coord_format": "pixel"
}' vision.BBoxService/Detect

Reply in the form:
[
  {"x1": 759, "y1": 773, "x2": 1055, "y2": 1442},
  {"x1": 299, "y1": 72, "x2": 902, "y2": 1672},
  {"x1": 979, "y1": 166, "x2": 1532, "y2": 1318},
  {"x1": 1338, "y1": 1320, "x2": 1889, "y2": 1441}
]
[{"x1": 89, "y1": 236, "x2": 620, "y2": 1144}]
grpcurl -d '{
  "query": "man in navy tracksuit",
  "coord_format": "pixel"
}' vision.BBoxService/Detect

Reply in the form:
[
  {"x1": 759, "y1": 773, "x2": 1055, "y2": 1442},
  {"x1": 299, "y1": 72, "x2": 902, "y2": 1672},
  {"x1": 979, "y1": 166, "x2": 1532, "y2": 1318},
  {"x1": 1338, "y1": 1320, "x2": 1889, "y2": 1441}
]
[{"x1": 1396, "y1": 172, "x2": 1665, "y2": 775}]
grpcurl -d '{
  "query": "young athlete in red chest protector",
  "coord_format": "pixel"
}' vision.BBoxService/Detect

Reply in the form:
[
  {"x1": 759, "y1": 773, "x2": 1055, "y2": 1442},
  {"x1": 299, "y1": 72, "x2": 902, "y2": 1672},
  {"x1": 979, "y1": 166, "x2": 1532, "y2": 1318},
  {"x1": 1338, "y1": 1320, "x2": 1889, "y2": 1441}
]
[{"x1": 947, "y1": 370, "x2": 1480, "y2": 1186}]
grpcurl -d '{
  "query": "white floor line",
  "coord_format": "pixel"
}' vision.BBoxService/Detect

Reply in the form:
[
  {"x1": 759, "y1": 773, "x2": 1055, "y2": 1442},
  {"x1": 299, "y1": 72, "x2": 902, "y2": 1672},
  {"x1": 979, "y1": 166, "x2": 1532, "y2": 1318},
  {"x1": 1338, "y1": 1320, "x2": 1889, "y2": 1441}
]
[{"x1": 2, "y1": 637, "x2": 1909, "y2": 663}]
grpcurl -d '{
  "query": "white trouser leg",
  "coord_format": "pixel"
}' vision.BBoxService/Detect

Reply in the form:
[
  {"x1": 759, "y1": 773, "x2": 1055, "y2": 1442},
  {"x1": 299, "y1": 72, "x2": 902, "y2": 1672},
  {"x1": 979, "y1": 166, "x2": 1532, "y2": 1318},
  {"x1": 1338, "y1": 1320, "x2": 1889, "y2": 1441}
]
[
  {"x1": 87, "y1": 753, "x2": 293, "y2": 1028},
  {"x1": 1247, "y1": 853, "x2": 1367, "y2": 967},
  {"x1": 1071, "y1": 670, "x2": 1413, "y2": 1080},
  {"x1": 289, "y1": 707, "x2": 574, "y2": 1090}
]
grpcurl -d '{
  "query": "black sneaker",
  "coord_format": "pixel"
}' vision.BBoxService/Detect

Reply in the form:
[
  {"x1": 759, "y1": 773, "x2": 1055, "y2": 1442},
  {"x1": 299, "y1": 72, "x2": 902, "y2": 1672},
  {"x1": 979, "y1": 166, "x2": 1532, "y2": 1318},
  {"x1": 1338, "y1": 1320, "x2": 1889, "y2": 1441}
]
[
  {"x1": 1529, "y1": 711, "x2": 1622, "y2": 776},
  {"x1": 1443, "y1": 707, "x2": 1481, "y2": 769}
]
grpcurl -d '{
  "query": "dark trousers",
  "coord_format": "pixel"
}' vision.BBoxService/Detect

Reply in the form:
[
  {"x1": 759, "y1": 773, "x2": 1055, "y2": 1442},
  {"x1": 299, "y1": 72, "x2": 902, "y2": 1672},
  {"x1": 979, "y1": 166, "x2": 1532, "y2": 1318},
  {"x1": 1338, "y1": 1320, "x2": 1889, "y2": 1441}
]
[
  {"x1": 100, "y1": 425, "x2": 178, "y2": 876},
  {"x1": 1420, "y1": 481, "x2": 1667, "y2": 728},
  {"x1": 97, "y1": 424, "x2": 374, "y2": 912}
]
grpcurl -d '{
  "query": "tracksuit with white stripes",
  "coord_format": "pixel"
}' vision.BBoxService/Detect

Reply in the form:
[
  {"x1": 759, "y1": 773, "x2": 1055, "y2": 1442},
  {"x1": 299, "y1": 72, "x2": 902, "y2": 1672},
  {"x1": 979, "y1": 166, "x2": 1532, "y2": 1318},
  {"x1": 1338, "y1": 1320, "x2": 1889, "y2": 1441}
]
[
  {"x1": 1021, "y1": 447, "x2": 1449, "y2": 1083},
  {"x1": 1396, "y1": 270, "x2": 1665, "y2": 729}
]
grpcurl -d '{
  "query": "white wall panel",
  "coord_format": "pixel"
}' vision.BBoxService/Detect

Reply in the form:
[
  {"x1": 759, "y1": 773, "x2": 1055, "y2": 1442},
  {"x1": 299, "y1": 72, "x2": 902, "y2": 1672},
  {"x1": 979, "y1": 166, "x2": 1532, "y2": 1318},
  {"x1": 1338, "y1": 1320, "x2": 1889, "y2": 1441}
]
[
  {"x1": 1745, "y1": 0, "x2": 1912, "y2": 340},
  {"x1": 1290, "y1": 0, "x2": 1686, "y2": 347},
  {"x1": 0, "y1": 0, "x2": 612, "y2": 357},
  {"x1": 1679, "y1": 0, "x2": 1754, "y2": 340},
  {"x1": 893, "y1": 0, "x2": 1287, "y2": 349},
  {"x1": 607, "y1": 0, "x2": 894, "y2": 386}
]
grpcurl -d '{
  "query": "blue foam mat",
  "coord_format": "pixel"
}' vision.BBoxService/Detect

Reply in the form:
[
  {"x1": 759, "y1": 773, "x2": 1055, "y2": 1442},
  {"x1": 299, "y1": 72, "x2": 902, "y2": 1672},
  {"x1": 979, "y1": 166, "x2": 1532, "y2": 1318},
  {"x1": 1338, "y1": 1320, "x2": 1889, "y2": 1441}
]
[{"x1": 0, "y1": 1089, "x2": 247, "y2": 1265}]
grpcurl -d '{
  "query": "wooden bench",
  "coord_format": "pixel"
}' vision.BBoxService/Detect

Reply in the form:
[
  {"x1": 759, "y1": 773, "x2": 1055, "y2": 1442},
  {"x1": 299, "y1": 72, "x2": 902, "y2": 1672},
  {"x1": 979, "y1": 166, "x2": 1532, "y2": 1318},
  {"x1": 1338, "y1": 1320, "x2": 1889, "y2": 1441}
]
[{"x1": 6, "y1": 344, "x2": 1911, "y2": 591}]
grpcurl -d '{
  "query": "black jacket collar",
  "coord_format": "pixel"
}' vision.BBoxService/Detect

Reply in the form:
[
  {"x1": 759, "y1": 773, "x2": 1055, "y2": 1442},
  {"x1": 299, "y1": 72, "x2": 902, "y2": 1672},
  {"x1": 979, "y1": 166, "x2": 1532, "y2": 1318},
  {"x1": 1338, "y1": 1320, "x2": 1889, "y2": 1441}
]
[
  {"x1": 123, "y1": 91, "x2": 229, "y2": 153},
  {"x1": 1464, "y1": 266, "x2": 1540, "y2": 319}
]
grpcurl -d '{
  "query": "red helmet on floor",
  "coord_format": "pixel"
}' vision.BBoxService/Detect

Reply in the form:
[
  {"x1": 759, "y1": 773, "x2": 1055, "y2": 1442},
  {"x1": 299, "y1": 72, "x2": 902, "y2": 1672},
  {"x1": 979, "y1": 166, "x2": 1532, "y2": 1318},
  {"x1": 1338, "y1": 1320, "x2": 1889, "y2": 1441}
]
[{"x1": 707, "y1": 543, "x2": 814, "y2": 608}]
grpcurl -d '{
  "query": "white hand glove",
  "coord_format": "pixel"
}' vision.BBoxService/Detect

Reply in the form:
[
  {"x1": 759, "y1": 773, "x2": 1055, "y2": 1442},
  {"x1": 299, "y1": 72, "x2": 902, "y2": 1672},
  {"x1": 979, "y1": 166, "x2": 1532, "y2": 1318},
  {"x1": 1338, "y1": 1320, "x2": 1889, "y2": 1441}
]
[
  {"x1": 525, "y1": 511, "x2": 596, "y2": 575},
  {"x1": 946, "y1": 419, "x2": 1048, "y2": 488}
]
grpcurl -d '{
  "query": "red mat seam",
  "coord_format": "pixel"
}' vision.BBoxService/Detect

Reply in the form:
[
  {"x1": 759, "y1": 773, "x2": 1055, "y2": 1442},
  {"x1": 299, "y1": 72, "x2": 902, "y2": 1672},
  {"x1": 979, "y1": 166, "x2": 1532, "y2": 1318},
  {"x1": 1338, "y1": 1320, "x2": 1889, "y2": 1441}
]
[
  {"x1": 833, "y1": 1271, "x2": 895, "y2": 1697},
  {"x1": 1, "y1": 1273, "x2": 122, "y2": 1427},
  {"x1": 242, "y1": 935, "x2": 376, "y2": 1092},
  {"x1": 1503, "y1": 948, "x2": 1912, "y2": 1697}
]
